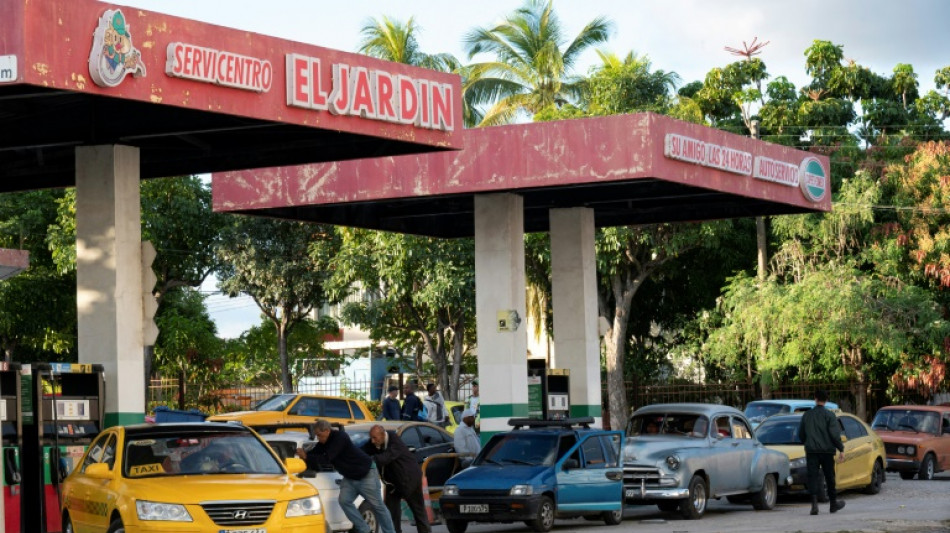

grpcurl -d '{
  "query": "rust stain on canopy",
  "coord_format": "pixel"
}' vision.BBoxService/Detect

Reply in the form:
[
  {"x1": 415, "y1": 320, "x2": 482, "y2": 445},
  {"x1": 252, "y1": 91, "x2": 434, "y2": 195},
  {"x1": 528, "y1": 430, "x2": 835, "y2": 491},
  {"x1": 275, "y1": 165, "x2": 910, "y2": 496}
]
[
  {"x1": 0, "y1": 0, "x2": 462, "y2": 191},
  {"x1": 213, "y1": 113, "x2": 831, "y2": 238}
]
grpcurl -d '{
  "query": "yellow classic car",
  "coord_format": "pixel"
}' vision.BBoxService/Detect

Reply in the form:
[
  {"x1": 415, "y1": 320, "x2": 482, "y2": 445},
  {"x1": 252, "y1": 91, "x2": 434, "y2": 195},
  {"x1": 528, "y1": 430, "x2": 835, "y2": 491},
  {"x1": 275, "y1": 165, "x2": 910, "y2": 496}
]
[
  {"x1": 754, "y1": 411, "x2": 886, "y2": 500},
  {"x1": 207, "y1": 393, "x2": 374, "y2": 428},
  {"x1": 61, "y1": 422, "x2": 325, "y2": 533}
]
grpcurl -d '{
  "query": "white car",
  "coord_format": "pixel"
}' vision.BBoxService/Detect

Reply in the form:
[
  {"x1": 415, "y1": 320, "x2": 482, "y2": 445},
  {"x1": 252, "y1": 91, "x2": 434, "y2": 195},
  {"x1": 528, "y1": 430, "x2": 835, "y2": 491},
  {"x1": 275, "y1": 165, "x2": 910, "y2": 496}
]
[{"x1": 262, "y1": 430, "x2": 377, "y2": 533}]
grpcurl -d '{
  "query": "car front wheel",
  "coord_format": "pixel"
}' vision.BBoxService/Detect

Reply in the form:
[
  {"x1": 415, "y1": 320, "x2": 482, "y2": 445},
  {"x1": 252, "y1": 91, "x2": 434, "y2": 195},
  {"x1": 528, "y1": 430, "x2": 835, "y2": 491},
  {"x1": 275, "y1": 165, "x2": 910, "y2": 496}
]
[
  {"x1": 529, "y1": 496, "x2": 555, "y2": 532},
  {"x1": 358, "y1": 500, "x2": 378, "y2": 533},
  {"x1": 602, "y1": 508, "x2": 623, "y2": 525},
  {"x1": 918, "y1": 454, "x2": 935, "y2": 481},
  {"x1": 106, "y1": 518, "x2": 125, "y2": 533},
  {"x1": 751, "y1": 474, "x2": 777, "y2": 510},
  {"x1": 680, "y1": 475, "x2": 707, "y2": 520}
]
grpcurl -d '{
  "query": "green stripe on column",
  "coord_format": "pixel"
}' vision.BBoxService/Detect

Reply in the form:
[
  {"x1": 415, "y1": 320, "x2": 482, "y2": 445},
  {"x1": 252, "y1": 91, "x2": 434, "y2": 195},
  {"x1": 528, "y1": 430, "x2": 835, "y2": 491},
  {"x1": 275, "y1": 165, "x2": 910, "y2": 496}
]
[
  {"x1": 105, "y1": 411, "x2": 145, "y2": 428},
  {"x1": 570, "y1": 404, "x2": 602, "y2": 417},
  {"x1": 478, "y1": 403, "x2": 529, "y2": 443}
]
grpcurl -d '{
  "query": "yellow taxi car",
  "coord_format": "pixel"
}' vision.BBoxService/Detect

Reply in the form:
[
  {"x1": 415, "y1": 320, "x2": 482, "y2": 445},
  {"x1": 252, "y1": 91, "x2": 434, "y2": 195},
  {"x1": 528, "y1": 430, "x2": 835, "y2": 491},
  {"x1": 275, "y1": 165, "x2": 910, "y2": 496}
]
[
  {"x1": 754, "y1": 411, "x2": 886, "y2": 500},
  {"x1": 207, "y1": 393, "x2": 374, "y2": 428},
  {"x1": 61, "y1": 422, "x2": 324, "y2": 533}
]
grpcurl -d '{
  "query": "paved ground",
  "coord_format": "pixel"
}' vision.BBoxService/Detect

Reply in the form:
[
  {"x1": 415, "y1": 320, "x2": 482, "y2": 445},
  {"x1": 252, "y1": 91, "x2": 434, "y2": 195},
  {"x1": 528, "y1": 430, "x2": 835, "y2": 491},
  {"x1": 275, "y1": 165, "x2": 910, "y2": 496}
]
[{"x1": 426, "y1": 472, "x2": 950, "y2": 533}]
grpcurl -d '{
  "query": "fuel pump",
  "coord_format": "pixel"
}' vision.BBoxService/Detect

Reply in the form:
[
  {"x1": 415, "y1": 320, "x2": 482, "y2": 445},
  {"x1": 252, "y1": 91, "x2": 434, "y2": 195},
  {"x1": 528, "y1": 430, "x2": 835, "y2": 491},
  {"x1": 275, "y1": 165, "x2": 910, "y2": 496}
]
[
  {"x1": 1, "y1": 362, "x2": 22, "y2": 533},
  {"x1": 527, "y1": 359, "x2": 570, "y2": 420},
  {"x1": 20, "y1": 363, "x2": 104, "y2": 533}
]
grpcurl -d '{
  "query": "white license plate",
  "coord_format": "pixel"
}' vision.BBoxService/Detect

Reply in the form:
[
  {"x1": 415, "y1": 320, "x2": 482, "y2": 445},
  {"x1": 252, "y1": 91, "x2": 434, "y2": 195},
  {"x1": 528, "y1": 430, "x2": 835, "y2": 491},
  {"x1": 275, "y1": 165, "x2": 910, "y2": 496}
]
[
  {"x1": 219, "y1": 529, "x2": 265, "y2": 533},
  {"x1": 460, "y1": 504, "x2": 488, "y2": 514},
  {"x1": 624, "y1": 489, "x2": 637, "y2": 498}
]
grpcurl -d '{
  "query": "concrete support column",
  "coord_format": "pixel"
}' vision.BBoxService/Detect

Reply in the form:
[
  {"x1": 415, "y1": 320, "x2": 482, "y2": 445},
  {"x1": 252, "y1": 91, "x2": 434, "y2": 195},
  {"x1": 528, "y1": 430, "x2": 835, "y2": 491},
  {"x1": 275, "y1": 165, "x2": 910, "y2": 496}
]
[
  {"x1": 550, "y1": 208, "x2": 602, "y2": 426},
  {"x1": 76, "y1": 145, "x2": 145, "y2": 427},
  {"x1": 474, "y1": 194, "x2": 528, "y2": 438}
]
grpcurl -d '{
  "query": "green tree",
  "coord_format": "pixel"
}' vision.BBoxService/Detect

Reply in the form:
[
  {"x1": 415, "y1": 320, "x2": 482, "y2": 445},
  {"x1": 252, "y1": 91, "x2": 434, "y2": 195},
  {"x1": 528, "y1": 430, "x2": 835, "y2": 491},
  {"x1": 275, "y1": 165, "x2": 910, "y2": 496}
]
[
  {"x1": 327, "y1": 229, "x2": 475, "y2": 400},
  {"x1": 463, "y1": 0, "x2": 612, "y2": 125},
  {"x1": 358, "y1": 15, "x2": 458, "y2": 71},
  {"x1": 584, "y1": 51, "x2": 680, "y2": 116},
  {"x1": 216, "y1": 218, "x2": 339, "y2": 392},
  {"x1": 0, "y1": 190, "x2": 76, "y2": 361}
]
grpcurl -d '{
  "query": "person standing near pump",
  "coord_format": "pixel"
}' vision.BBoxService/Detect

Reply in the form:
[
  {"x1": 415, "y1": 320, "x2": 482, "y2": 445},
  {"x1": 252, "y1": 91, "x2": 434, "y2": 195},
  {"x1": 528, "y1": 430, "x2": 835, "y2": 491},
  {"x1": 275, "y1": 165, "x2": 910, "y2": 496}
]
[
  {"x1": 382, "y1": 385, "x2": 401, "y2": 421},
  {"x1": 425, "y1": 383, "x2": 447, "y2": 427},
  {"x1": 798, "y1": 390, "x2": 846, "y2": 515},
  {"x1": 401, "y1": 383, "x2": 423, "y2": 421},
  {"x1": 296, "y1": 420, "x2": 397, "y2": 533},
  {"x1": 466, "y1": 380, "x2": 480, "y2": 414},
  {"x1": 454, "y1": 408, "x2": 481, "y2": 466},
  {"x1": 362, "y1": 425, "x2": 432, "y2": 533}
]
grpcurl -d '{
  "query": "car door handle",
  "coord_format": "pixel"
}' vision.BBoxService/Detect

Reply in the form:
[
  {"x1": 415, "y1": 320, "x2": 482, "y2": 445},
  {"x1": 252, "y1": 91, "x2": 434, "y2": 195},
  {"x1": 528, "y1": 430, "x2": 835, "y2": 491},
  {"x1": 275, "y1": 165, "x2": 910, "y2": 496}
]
[{"x1": 606, "y1": 471, "x2": 622, "y2": 481}]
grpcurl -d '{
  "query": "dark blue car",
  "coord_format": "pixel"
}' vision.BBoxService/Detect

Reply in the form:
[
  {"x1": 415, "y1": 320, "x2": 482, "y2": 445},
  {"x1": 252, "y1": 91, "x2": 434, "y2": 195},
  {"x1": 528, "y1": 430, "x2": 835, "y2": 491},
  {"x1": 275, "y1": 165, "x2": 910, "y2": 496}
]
[{"x1": 439, "y1": 418, "x2": 624, "y2": 533}]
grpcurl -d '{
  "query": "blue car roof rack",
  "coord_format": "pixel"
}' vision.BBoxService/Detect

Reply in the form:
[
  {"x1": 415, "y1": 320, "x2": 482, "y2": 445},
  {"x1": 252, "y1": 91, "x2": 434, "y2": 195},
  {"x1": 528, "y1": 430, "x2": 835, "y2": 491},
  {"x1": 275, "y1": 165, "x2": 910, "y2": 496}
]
[{"x1": 507, "y1": 417, "x2": 595, "y2": 429}]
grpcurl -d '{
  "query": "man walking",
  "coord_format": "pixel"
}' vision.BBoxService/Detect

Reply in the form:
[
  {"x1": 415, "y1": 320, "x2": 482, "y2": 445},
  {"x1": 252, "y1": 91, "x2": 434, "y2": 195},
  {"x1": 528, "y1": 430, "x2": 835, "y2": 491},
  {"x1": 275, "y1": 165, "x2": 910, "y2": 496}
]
[
  {"x1": 362, "y1": 425, "x2": 431, "y2": 533},
  {"x1": 297, "y1": 420, "x2": 397, "y2": 533},
  {"x1": 401, "y1": 383, "x2": 423, "y2": 421},
  {"x1": 425, "y1": 383, "x2": 447, "y2": 427},
  {"x1": 798, "y1": 390, "x2": 846, "y2": 515},
  {"x1": 382, "y1": 385, "x2": 401, "y2": 420}
]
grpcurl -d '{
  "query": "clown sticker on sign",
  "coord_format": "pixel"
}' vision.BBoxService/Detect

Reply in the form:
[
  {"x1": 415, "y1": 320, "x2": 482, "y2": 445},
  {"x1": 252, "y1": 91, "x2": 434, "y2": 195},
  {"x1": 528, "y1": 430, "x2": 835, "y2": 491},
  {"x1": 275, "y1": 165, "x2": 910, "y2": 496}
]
[{"x1": 88, "y1": 9, "x2": 146, "y2": 88}]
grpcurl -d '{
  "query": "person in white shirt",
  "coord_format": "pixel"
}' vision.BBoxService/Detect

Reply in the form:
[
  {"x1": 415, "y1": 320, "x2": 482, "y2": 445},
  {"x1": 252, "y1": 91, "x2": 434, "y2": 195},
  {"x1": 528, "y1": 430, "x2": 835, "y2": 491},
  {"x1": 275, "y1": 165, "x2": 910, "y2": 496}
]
[
  {"x1": 425, "y1": 383, "x2": 448, "y2": 427},
  {"x1": 453, "y1": 408, "x2": 481, "y2": 465},
  {"x1": 466, "y1": 381, "x2": 479, "y2": 414}
]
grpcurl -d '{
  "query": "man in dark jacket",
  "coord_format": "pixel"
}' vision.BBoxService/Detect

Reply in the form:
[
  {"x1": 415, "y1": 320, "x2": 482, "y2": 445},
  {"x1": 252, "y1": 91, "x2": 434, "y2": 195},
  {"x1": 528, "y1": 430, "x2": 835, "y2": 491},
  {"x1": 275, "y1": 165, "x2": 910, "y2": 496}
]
[
  {"x1": 401, "y1": 384, "x2": 423, "y2": 421},
  {"x1": 297, "y1": 420, "x2": 397, "y2": 533},
  {"x1": 798, "y1": 390, "x2": 846, "y2": 515},
  {"x1": 382, "y1": 386, "x2": 402, "y2": 420},
  {"x1": 362, "y1": 425, "x2": 431, "y2": 533}
]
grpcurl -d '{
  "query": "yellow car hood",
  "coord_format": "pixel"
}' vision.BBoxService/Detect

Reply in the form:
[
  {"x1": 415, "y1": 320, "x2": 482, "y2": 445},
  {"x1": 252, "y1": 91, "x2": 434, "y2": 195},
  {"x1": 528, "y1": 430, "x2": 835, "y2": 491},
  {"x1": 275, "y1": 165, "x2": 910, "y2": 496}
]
[
  {"x1": 124, "y1": 474, "x2": 316, "y2": 503},
  {"x1": 767, "y1": 444, "x2": 805, "y2": 461}
]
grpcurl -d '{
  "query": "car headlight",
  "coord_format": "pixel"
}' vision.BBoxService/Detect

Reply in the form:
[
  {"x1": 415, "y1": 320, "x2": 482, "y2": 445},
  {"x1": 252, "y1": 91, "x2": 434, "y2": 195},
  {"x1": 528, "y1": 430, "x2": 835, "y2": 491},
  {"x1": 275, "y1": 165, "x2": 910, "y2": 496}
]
[
  {"x1": 510, "y1": 484, "x2": 534, "y2": 496},
  {"x1": 443, "y1": 484, "x2": 458, "y2": 496},
  {"x1": 286, "y1": 496, "x2": 322, "y2": 517},
  {"x1": 789, "y1": 457, "x2": 807, "y2": 469},
  {"x1": 665, "y1": 455, "x2": 681, "y2": 470},
  {"x1": 135, "y1": 500, "x2": 193, "y2": 522},
  {"x1": 898, "y1": 445, "x2": 915, "y2": 456}
]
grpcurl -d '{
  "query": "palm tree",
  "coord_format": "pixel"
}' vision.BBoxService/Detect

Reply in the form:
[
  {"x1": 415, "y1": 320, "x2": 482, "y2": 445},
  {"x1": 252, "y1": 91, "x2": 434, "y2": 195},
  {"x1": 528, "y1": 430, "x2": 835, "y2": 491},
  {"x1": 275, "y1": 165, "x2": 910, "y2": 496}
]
[
  {"x1": 463, "y1": 0, "x2": 612, "y2": 126},
  {"x1": 358, "y1": 16, "x2": 490, "y2": 127},
  {"x1": 358, "y1": 16, "x2": 458, "y2": 72}
]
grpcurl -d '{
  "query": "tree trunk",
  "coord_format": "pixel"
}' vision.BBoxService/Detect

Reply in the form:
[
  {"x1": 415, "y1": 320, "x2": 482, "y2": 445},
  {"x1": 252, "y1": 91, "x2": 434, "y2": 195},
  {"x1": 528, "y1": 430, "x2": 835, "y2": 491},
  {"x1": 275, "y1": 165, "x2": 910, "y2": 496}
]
[
  {"x1": 177, "y1": 367, "x2": 187, "y2": 410},
  {"x1": 605, "y1": 318, "x2": 628, "y2": 431},
  {"x1": 278, "y1": 322, "x2": 291, "y2": 393}
]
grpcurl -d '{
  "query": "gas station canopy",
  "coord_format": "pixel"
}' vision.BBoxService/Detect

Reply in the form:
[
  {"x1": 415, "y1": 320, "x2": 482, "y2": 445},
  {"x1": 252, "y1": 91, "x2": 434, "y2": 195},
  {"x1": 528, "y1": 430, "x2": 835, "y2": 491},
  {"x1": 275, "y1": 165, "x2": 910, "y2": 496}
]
[
  {"x1": 213, "y1": 113, "x2": 832, "y2": 237},
  {"x1": 0, "y1": 0, "x2": 463, "y2": 193}
]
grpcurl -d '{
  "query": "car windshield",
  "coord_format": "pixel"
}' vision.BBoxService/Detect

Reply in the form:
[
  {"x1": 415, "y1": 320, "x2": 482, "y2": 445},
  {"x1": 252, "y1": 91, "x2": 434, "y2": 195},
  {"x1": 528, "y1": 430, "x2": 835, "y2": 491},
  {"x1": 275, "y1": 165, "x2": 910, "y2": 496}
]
[
  {"x1": 254, "y1": 394, "x2": 297, "y2": 412},
  {"x1": 744, "y1": 403, "x2": 789, "y2": 424},
  {"x1": 627, "y1": 413, "x2": 709, "y2": 437},
  {"x1": 347, "y1": 429, "x2": 371, "y2": 448},
  {"x1": 475, "y1": 433, "x2": 558, "y2": 466},
  {"x1": 755, "y1": 419, "x2": 802, "y2": 445},
  {"x1": 124, "y1": 431, "x2": 284, "y2": 478},
  {"x1": 871, "y1": 410, "x2": 940, "y2": 434}
]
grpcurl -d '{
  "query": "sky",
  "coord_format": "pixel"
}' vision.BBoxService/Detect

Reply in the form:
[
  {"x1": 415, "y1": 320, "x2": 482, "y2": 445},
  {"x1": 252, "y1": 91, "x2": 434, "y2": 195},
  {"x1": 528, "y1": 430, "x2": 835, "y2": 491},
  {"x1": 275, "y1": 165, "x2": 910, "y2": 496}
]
[{"x1": 110, "y1": 0, "x2": 950, "y2": 338}]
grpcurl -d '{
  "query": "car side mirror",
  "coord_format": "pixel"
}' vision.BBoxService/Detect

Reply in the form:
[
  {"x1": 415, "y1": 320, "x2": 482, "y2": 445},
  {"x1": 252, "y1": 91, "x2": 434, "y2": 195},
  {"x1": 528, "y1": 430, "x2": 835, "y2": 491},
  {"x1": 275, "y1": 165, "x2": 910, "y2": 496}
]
[
  {"x1": 285, "y1": 457, "x2": 307, "y2": 475},
  {"x1": 563, "y1": 459, "x2": 579, "y2": 470},
  {"x1": 85, "y1": 462, "x2": 111, "y2": 480}
]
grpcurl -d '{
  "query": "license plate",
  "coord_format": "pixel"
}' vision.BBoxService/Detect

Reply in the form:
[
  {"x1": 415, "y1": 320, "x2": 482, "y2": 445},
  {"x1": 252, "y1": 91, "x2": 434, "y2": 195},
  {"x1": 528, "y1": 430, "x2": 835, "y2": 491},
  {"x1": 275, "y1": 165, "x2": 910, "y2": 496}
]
[
  {"x1": 624, "y1": 489, "x2": 637, "y2": 498},
  {"x1": 219, "y1": 529, "x2": 265, "y2": 533},
  {"x1": 460, "y1": 504, "x2": 488, "y2": 513}
]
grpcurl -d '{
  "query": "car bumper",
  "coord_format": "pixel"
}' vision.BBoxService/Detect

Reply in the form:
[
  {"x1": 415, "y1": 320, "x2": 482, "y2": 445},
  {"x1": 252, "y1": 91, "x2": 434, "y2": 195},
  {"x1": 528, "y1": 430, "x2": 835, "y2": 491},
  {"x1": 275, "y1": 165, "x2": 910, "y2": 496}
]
[
  {"x1": 623, "y1": 484, "x2": 690, "y2": 501},
  {"x1": 886, "y1": 457, "x2": 920, "y2": 472},
  {"x1": 441, "y1": 495, "x2": 543, "y2": 522}
]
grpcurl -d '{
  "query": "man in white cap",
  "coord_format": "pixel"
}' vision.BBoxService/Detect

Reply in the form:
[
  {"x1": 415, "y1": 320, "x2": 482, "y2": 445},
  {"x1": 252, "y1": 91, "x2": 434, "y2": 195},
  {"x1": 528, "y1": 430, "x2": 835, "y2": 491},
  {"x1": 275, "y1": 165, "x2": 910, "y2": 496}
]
[{"x1": 454, "y1": 408, "x2": 481, "y2": 465}]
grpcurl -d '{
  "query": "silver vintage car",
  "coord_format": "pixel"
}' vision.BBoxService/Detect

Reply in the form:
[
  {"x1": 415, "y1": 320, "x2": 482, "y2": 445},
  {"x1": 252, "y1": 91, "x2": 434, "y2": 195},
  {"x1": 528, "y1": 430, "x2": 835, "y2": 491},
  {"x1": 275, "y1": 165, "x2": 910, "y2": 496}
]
[{"x1": 623, "y1": 403, "x2": 791, "y2": 519}]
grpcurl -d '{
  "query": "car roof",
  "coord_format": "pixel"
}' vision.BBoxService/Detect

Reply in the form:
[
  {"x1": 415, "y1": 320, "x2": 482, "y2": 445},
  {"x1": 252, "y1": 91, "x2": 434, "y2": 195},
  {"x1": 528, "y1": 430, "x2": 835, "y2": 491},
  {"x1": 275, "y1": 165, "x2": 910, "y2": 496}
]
[
  {"x1": 878, "y1": 405, "x2": 950, "y2": 413},
  {"x1": 124, "y1": 421, "x2": 253, "y2": 437},
  {"x1": 632, "y1": 403, "x2": 743, "y2": 417},
  {"x1": 345, "y1": 421, "x2": 448, "y2": 433},
  {"x1": 745, "y1": 399, "x2": 839, "y2": 408},
  {"x1": 758, "y1": 411, "x2": 857, "y2": 425}
]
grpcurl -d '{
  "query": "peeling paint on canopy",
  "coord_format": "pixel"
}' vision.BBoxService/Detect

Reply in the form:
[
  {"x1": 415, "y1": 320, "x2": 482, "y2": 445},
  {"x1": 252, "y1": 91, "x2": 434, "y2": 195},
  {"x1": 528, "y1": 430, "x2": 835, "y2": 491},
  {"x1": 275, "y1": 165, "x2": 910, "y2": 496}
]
[{"x1": 212, "y1": 113, "x2": 831, "y2": 238}]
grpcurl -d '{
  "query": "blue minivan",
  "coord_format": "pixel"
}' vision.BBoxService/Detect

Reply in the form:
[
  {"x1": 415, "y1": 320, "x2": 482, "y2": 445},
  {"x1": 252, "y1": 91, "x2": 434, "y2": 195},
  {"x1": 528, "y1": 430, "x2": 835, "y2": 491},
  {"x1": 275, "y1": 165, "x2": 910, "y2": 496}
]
[{"x1": 439, "y1": 418, "x2": 624, "y2": 533}]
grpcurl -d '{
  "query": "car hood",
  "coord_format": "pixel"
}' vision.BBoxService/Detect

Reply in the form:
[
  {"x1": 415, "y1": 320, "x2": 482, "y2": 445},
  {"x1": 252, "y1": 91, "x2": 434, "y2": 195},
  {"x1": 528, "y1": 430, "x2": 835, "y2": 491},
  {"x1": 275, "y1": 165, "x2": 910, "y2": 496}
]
[
  {"x1": 876, "y1": 432, "x2": 932, "y2": 444},
  {"x1": 448, "y1": 464, "x2": 548, "y2": 488},
  {"x1": 622, "y1": 437, "x2": 707, "y2": 463},
  {"x1": 123, "y1": 474, "x2": 316, "y2": 502}
]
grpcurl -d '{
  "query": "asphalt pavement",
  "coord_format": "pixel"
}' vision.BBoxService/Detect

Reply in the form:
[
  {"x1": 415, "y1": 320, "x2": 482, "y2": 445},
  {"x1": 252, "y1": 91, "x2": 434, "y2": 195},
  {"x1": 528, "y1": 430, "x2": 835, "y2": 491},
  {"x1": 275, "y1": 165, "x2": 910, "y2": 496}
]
[{"x1": 426, "y1": 472, "x2": 950, "y2": 533}]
